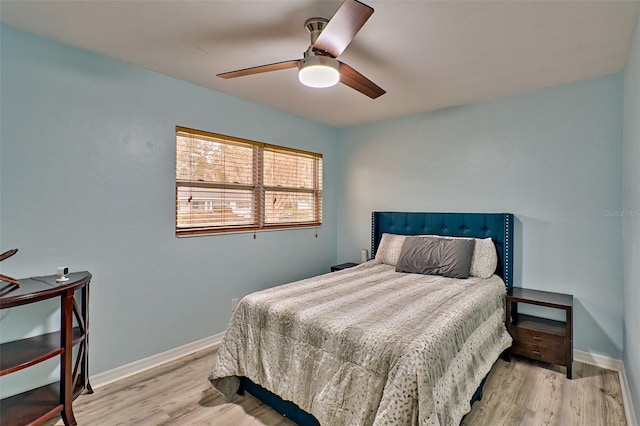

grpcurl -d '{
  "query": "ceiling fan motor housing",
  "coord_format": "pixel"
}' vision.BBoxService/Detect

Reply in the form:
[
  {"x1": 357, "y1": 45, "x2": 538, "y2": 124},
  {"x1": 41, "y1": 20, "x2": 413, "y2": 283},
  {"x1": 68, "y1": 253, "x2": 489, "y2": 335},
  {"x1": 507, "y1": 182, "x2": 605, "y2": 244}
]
[{"x1": 305, "y1": 18, "x2": 330, "y2": 48}]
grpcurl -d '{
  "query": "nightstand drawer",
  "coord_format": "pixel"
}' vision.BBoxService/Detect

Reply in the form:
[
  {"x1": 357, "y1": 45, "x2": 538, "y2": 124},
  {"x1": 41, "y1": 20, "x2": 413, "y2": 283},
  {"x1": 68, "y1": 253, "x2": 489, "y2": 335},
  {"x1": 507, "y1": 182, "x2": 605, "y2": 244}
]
[
  {"x1": 509, "y1": 326, "x2": 565, "y2": 349},
  {"x1": 511, "y1": 341, "x2": 566, "y2": 365}
]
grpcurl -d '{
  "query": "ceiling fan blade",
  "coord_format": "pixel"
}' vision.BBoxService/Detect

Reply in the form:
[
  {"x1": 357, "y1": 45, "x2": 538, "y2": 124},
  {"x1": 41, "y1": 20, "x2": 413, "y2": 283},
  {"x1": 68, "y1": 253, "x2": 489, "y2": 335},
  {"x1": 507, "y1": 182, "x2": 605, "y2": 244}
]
[
  {"x1": 0, "y1": 248, "x2": 18, "y2": 262},
  {"x1": 339, "y1": 62, "x2": 385, "y2": 99},
  {"x1": 217, "y1": 60, "x2": 300, "y2": 79},
  {"x1": 312, "y1": 0, "x2": 374, "y2": 58}
]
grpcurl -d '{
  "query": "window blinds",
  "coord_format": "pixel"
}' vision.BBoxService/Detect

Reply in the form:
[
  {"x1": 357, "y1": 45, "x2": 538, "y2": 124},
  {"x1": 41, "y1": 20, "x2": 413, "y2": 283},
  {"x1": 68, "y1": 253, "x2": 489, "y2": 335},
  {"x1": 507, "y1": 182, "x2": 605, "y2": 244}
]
[{"x1": 176, "y1": 127, "x2": 322, "y2": 236}]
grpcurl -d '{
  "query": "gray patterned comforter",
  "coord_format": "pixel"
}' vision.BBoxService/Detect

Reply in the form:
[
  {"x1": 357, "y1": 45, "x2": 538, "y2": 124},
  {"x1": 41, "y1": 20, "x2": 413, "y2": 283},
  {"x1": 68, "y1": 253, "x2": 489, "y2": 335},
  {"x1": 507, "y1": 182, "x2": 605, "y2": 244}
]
[{"x1": 209, "y1": 261, "x2": 512, "y2": 425}]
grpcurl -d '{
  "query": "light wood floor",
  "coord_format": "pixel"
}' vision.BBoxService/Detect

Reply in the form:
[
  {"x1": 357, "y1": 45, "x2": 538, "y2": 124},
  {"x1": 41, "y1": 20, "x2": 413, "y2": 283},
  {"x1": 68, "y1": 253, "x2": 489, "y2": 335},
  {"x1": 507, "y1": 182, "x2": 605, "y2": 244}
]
[{"x1": 46, "y1": 346, "x2": 627, "y2": 426}]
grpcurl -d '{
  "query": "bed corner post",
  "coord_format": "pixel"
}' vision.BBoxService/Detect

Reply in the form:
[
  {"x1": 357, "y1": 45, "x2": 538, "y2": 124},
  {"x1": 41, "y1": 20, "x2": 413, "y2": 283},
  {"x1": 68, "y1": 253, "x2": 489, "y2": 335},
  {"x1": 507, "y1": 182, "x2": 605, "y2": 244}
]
[
  {"x1": 371, "y1": 212, "x2": 376, "y2": 259},
  {"x1": 504, "y1": 213, "x2": 514, "y2": 290}
]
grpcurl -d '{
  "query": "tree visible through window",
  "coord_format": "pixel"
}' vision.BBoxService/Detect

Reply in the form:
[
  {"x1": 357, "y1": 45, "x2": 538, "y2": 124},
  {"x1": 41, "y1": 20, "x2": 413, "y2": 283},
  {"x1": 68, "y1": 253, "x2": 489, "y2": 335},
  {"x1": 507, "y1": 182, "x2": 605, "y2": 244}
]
[{"x1": 176, "y1": 127, "x2": 323, "y2": 236}]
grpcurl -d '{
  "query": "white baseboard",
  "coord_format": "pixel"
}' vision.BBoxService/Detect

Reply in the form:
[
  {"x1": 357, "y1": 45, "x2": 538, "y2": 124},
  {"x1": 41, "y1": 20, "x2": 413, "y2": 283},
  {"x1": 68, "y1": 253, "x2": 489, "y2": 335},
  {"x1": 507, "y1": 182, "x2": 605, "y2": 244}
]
[
  {"x1": 90, "y1": 332, "x2": 225, "y2": 389},
  {"x1": 574, "y1": 350, "x2": 637, "y2": 426},
  {"x1": 620, "y1": 362, "x2": 639, "y2": 426},
  {"x1": 574, "y1": 349, "x2": 623, "y2": 371}
]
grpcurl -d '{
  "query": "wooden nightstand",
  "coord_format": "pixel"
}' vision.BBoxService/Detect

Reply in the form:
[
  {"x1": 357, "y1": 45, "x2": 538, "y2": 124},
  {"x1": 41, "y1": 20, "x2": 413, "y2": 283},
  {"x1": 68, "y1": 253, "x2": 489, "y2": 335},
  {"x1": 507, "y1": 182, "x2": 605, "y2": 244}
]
[
  {"x1": 506, "y1": 288, "x2": 574, "y2": 379},
  {"x1": 330, "y1": 262, "x2": 359, "y2": 272}
]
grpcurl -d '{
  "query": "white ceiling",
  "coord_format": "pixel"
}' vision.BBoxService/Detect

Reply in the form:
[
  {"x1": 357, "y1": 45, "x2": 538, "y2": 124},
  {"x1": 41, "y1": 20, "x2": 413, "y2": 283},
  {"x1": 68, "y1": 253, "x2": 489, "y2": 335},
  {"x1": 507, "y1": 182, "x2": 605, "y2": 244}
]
[{"x1": 1, "y1": 0, "x2": 639, "y2": 127}]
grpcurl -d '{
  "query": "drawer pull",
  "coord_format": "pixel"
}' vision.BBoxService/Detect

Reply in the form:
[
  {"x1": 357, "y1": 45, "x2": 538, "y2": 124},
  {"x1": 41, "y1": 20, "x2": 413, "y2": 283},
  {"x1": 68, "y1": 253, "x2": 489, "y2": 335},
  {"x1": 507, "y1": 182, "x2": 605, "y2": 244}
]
[
  {"x1": 533, "y1": 350, "x2": 541, "y2": 357},
  {"x1": 533, "y1": 335, "x2": 541, "y2": 341}
]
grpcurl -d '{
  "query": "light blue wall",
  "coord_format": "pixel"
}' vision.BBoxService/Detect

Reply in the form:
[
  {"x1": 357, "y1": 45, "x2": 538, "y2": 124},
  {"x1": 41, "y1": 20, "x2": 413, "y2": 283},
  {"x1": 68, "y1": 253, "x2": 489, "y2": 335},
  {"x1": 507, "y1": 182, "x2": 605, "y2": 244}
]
[
  {"x1": 337, "y1": 75, "x2": 624, "y2": 359},
  {"x1": 623, "y1": 15, "x2": 640, "y2": 425},
  {"x1": 0, "y1": 25, "x2": 339, "y2": 395}
]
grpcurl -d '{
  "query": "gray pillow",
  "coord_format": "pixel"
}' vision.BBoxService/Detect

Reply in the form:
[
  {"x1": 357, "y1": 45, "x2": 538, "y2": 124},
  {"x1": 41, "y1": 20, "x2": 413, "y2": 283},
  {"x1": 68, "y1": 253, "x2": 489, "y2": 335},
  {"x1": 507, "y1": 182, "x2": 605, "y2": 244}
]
[{"x1": 395, "y1": 236, "x2": 475, "y2": 279}]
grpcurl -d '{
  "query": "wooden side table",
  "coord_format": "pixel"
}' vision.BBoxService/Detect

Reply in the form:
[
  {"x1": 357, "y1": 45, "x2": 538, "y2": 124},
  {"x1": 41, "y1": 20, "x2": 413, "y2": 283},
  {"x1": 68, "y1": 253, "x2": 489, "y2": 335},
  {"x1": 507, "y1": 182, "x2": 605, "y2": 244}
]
[
  {"x1": 330, "y1": 262, "x2": 359, "y2": 272},
  {"x1": 506, "y1": 287, "x2": 573, "y2": 379}
]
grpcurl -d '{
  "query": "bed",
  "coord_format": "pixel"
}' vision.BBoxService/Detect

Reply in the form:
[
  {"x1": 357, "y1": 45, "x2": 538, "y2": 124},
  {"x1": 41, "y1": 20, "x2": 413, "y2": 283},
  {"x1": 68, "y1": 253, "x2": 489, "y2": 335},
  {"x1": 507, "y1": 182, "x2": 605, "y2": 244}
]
[{"x1": 209, "y1": 212, "x2": 514, "y2": 425}]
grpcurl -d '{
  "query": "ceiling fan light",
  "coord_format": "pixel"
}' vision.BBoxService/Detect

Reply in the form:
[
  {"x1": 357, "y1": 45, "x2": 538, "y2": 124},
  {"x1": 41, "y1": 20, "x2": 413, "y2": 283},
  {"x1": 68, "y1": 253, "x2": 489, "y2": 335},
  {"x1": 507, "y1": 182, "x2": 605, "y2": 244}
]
[{"x1": 298, "y1": 56, "x2": 340, "y2": 88}]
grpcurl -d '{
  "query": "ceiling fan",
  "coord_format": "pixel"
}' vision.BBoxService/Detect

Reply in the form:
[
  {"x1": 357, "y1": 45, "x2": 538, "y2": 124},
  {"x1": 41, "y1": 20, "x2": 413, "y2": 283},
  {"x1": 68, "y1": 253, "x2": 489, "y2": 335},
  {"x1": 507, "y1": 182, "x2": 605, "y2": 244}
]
[{"x1": 217, "y1": 0, "x2": 385, "y2": 99}]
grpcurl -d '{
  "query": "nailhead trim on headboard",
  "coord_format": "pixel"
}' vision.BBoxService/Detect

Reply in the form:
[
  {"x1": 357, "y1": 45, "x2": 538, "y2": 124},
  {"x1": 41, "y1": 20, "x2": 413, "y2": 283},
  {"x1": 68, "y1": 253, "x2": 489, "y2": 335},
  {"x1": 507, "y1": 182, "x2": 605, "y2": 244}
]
[
  {"x1": 370, "y1": 211, "x2": 375, "y2": 258},
  {"x1": 504, "y1": 214, "x2": 512, "y2": 288}
]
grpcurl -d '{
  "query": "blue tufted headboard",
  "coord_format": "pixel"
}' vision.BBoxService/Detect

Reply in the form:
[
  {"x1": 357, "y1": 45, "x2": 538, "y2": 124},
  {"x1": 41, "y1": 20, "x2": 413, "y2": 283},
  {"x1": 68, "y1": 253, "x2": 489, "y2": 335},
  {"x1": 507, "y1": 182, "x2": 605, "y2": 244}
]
[{"x1": 371, "y1": 212, "x2": 514, "y2": 289}]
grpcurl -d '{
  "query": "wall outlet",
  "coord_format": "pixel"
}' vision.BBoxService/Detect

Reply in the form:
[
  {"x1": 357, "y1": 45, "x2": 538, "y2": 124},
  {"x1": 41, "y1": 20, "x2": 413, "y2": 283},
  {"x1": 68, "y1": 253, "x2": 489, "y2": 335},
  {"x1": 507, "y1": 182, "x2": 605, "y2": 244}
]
[{"x1": 231, "y1": 298, "x2": 239, "y2": 312}]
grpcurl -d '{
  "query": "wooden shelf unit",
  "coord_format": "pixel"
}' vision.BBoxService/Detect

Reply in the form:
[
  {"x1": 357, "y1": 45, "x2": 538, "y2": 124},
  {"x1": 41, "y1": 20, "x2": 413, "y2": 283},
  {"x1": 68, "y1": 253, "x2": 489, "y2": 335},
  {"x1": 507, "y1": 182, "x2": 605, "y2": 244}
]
[{"x1": 0, "y1": 272, "x2": 92, "y2": 426}]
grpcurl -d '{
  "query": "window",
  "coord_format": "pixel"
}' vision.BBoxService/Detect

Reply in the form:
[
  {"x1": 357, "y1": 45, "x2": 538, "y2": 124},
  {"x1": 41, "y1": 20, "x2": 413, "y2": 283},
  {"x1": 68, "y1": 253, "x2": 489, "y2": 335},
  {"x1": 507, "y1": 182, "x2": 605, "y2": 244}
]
[{"x1": 176, "y1": 126, "x2": 323, "y2": 236}]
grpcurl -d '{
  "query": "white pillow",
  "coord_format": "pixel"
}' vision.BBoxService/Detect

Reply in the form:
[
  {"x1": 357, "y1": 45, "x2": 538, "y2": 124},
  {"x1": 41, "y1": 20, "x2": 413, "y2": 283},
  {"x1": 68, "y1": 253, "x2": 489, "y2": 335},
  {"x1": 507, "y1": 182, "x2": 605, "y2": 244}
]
[
  {"x1": 469, "y1": 238, "x2": 498, "y2": 278},
  {"x1": 375, "y1": 233, "x2": 406, "y2": 265},
  {"x1": 375, "y1": 233, "x2": 498, "y2": 278}
]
